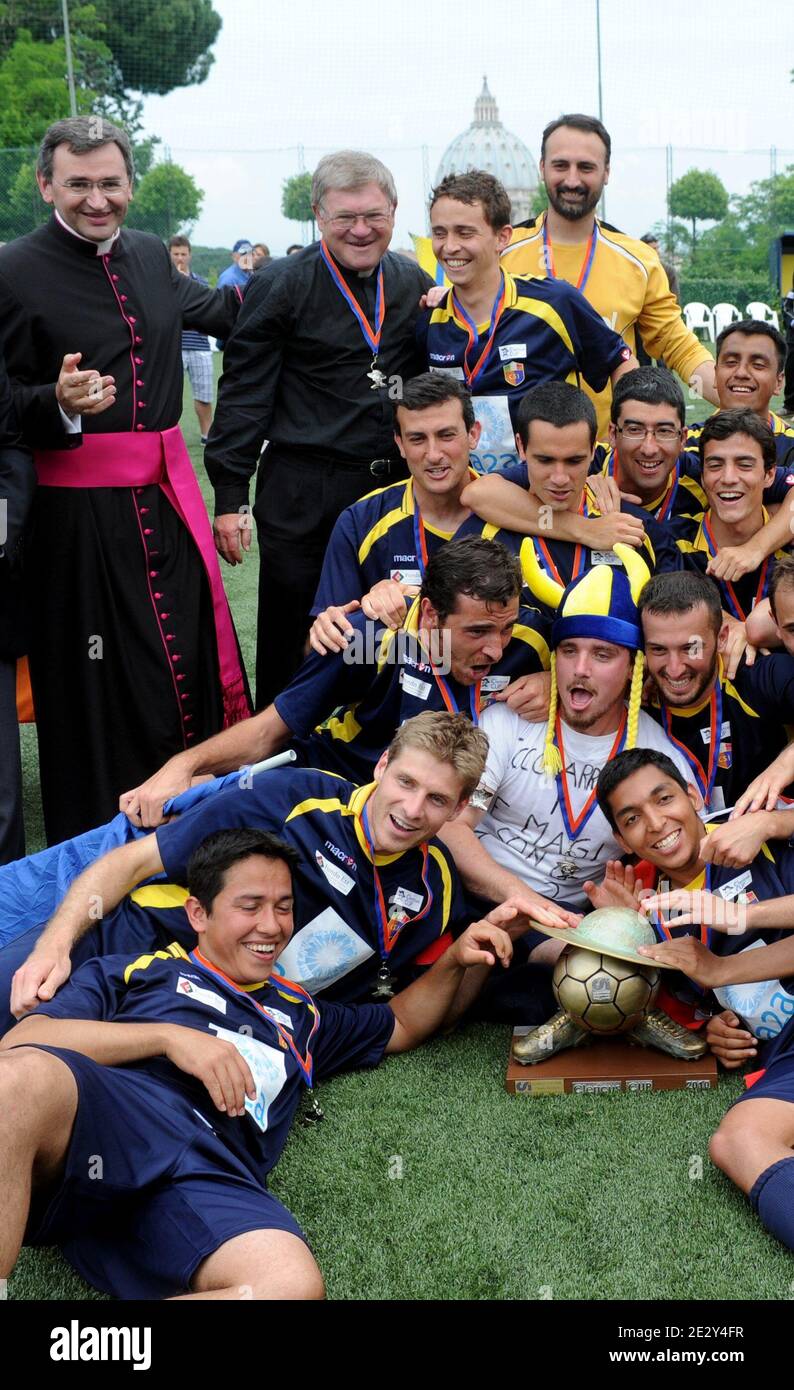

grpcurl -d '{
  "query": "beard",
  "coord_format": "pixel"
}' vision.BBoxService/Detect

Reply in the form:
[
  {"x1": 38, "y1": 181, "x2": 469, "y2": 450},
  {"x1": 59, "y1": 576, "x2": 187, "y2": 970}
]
[
  {"x1": 655, "y1": 653, "x2": 720, "y2": 708},
  {"x1": 546, "y1": 183, "x2": 602, "y2": 222}
]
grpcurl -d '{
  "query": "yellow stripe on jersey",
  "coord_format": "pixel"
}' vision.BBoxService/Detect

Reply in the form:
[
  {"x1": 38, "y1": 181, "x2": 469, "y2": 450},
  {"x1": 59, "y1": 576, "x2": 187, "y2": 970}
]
[
  {"x1": 130, "y1": 884, "x2": 189, "y2": 909},
  {"x1": 123, "y1": 941, "x2": 188, "y2": 984},
  {"x1": 511, "y1": 623, "x2": 551, "y2": 670},
  {"x1": 723, "y1": 678, "x2": 761, "y2": 720},
  {"x1": 428, "y1": 843, "x2": 453, "y2": 931},
  {"x1": 359, "y1": 505, "x2": 411, "y2": 565},
  {"x1": 513, "y1": 294, "x2": 575, "y2": 356}
]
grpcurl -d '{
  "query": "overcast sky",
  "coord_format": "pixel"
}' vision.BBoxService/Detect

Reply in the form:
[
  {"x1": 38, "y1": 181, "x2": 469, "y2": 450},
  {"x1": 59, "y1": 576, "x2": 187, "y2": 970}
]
[{"x1": 140, "y1": 0, "x2": 794, "y2": 253}]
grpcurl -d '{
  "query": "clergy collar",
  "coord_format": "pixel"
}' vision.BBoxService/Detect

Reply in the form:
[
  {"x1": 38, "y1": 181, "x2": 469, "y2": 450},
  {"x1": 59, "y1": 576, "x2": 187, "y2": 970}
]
[{"x1": 53, "y1": 209, "x2": 121, "y2": 257}]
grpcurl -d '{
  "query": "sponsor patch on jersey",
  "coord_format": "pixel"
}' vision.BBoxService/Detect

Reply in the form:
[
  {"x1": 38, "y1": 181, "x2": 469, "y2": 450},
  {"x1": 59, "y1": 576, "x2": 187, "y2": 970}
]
[
  {"x1": 175, "y1": 976, "x2": 227, "y2": 1014},
  {"x1": 715, "y1": 869, "x2": 753, "y2": 901},
  {"x1": 481, "y1": 674, "x2": 511, "y2": 692},
  {"x1": 590, "y1": 550, "x2": 620, "y2": 565},
  {"x1": 390, "y1": 568, "x2": 422, "y2": 586},
  {"x1": 700, "y1": 719, "x2": 731, "y2": 746},
  {"x1": 315, "y1": 849, "x2": 355, "y2": 896},
  {"x1": 400, "y1": 670, "x2": 432, "y2": 700},
  {"x1": 392, "y1": 885, "x2": 425, "y2": 912},
  {"x1": 499, "y1": 343, "x2": 528, "y2": 360}
]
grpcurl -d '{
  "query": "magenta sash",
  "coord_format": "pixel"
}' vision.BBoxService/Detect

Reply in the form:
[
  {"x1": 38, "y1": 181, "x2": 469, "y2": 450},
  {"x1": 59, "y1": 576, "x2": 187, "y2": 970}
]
[{"x1": 34, "y1": 426, "x2": 250, "y2": 729}]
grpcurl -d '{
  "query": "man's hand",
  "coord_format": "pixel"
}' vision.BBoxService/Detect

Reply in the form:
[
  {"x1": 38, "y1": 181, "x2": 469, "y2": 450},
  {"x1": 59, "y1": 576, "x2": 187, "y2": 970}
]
[
  {"x1": 584, "y1": 511, "x2": 646, "y2": 550},
  {"x1": 56, "y1": 352, "x2": 116, "y2": 418},
  {"x1": 586, "y1": 474, "x2": 640, "y2": 513},
  {"x1": 163, "y1": 1025, "x2": 257, "y2": 1114},
  {"x1": 704, "y1": 1009, "x2": 757, "y2": 1069},
  {"x1": 639, "y1": 889, "x2": 744, "y2": 935},
  {"x1": 484, "y1": 893, "x2": 580, "y2": 940},
  {"x1": 119, "y1": 754, "x2": 196, "y2": 828},
  {"x1": 361, "y1": 578, "x2": 416, "y2": 628},
  {"x1": 732, "y1": 746, "x2": 794, "y2": 816},
  {"x1": 584, "y1": 860, "x2": 644, "y2": 911},
  {"x1": 492, "y1": 671, "x2": 551, "y2": 721},
  {"x1": 10, "y1": 938, "x2": 73, "y2": 1019},
  {"x1": 213, "y1": 512, "x2": 253, "y2": 566},
  {"x1": 637, "y1": 933, "x2": 727, "y2": 988},
  {"x1": 308, "y1": 601, "x2": 360, "y2": 655},
  {"x1": 447, "y1": 918, "x2": 513, "y2": 971},
  {"x1": 419, "y1": 285, "x2": 447, "y2": 311},
  {"x1": 700, "y1": 814, "x2": 770, "y2": 869},
  {"x1": 721, "y1": 613, "x2": 755, "y2": 679},
  {"x1": 707, "y1": 543, "x2": 764, "y2": 583}
]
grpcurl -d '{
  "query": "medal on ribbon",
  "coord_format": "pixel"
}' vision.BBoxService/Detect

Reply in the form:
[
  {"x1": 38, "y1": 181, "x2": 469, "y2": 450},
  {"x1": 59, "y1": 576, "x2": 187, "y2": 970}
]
[{"x1": 320, "y1": 240, "x2": 386, "y2": 389}]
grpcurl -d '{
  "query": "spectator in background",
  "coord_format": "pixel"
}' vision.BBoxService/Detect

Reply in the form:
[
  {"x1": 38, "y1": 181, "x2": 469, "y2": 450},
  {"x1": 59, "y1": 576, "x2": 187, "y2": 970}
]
[
  {"x1": 285, "y1": 243, "x2": 303, "y2": 255},
  {"x1": 640, "y1": 232, "x2": 680, "y2": 301},
  {"x1": 252, "y1": 243, "x2": 271, "y2": 270},
  {"x1": 168, "y1": 235, "x2": 214, "y2": 444},
  {"x1": 218, "y1": 239, "x2": 254, "y2": 290},
  {"x1": 782, "y1": 274, "x2": 794, "y2": 421}
]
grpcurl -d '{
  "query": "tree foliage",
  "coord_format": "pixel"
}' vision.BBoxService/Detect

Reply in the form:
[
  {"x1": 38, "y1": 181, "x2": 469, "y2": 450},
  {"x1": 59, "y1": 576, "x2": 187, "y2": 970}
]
[
  {"x1": 282, "y1": 171, "x2": 315, "y2": 238},
  {"x1": 126, "y1": 161, "x2": 202, "y2": 239},
  {"x1": 668, "y1": 168, "x2": 729, "y2": 254}
]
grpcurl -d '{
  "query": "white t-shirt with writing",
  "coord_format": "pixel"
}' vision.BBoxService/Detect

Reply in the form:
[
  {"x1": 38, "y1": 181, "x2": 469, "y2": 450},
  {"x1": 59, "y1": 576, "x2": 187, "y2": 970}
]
[{"x1": 474, "y1": 705, "x2": 695, "y2": 908}]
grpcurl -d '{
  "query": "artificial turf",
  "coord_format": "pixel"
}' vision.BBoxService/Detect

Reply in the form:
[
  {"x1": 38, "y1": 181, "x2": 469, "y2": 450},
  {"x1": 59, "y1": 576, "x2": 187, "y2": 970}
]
[{"x1": 11, "y1": 360, "x2": 791, "y2": 1301}]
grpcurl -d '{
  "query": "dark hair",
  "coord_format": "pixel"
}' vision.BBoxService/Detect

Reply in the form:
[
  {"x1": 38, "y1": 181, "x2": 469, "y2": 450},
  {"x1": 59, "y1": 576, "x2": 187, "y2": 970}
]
[
  {"x1": 769, "y1": 553, "x2": 794, "y2": 620},
  {"x1": 168, "y1": 234, "x2": 191, "y2": 250},
  {"x1": 421, "y1": 536, "x2": 521, "y2": 622},
  {"x1": 640, "y1": 233, "x2": 659, "y2": 245},
  {"x1": 394, "y1": 372, "x2": 475, "y2": 433},
  {"x1": 38, "y1": 116, "x2": 134, "y2": 183},
  {"x1": 541, "y1": 113, "x2": 611, "y2": 163},
  {"x1": 715, "y1": 318, "x2": 787, "y2": 373},
  {"x1": 187, "y1": 828, "x2": 299, "y2": 914},
  {"x1": 516, "y1": 380, "x2": 597, "y2": 449},
  {"x1": 596, "y1": 748, "x2": 689, "y2": 831},
  {"x1": 610, "y1": 366, "x2": 685, "y2": 427},
  {"x1": 637, "y1": 570, "x2": 723, "y2": 638},
  {"x1": 429, "y1": 170, "x2": 512, "y2": 230},
  {"x1": 286, "y1": 243, "x2": 303, "y2": 254},
  {"x1": 698, "y1": 408, "x2": 777, "y2": 473}
]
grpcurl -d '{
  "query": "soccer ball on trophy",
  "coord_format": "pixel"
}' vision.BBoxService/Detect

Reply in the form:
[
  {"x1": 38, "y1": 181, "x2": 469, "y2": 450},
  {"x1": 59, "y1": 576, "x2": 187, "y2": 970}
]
[{"x1": 553, "y1": 944, "x2": 660, "y2": 1034}]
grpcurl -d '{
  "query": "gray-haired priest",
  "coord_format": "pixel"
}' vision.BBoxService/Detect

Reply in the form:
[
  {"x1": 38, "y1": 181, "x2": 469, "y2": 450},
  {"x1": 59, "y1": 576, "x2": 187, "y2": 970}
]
[
  {"x1": 0, "y1": 117, "x2": 249, "y2": 845},
  {"x1": 205, "y1": 150, "x2": 433, "y2": 708}
]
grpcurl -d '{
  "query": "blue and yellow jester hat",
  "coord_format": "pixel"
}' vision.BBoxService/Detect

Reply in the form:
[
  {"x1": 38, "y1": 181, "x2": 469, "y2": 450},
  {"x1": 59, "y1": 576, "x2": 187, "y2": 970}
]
[{"x1": 520, "y1": 541, "x2": 651, "y2": 777}]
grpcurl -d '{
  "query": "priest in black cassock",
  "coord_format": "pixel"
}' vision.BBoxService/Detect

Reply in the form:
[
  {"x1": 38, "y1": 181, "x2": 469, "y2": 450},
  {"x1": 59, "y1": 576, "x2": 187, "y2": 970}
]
[{"x1": 0, "y1": 117, "x2": 251, "y2": 844}]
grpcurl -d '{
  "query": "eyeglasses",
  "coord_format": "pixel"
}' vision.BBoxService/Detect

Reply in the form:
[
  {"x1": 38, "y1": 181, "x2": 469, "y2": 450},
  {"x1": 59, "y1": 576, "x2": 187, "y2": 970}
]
[
  {"x1": 615, "y1": 423, "x2": 682, "y2": 442},
  {"x1": 54, "y1": 178, "x2": 128, "y2": 195},
  {"x1": 318, "y1": 208, "x2": 393, "y2": 231}
]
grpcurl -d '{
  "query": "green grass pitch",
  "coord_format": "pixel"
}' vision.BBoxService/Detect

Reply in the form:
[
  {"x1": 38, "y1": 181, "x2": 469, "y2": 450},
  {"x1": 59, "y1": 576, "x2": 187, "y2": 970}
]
[{"x1": 11, "y1": 361, "x2": 791, "y2": 1300}]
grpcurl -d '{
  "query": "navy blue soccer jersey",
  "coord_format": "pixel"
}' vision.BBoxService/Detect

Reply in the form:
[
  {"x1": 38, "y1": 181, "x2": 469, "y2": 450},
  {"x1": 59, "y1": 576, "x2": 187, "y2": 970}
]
[
  {"x1": 590, "y1": 443, "x2": 706, "y2": 527},
  {"x1": 310, "y1": 473, "x2": 506, "y2": 614},
  {"x1": 274, "y1": 595, "x2": 550, "y2": 784},
  {"x1": 156, "y1": 766, "x2": 468, "y2": 1002},
  {"x1": 33, "y1": 944, "x2": 395, "y2": 1181},
  {"x1": 418, "y1": 271, "x2": 631, "y2": 473},
  {"x1": 675, "y1": 508, "x2": 792, "y2": 623},
  {"x1": 646, "y1": 655, "x2": 794, "y2": 812}
]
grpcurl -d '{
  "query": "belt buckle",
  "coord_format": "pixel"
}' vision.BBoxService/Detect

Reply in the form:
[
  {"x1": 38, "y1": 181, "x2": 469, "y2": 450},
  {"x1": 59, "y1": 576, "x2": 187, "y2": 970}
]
[{"x1": 370, "y1": 458, "x2": 391, "y2": 478}]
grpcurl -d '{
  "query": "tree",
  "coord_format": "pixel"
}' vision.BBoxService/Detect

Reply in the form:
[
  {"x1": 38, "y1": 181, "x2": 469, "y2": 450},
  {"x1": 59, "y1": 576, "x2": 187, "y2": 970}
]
[
  {"x1": 668, "y1": 168, "x2": 729, "y2": 256},
  {"x1": 126, "y1": 161, "x2": 202, "y2": 240},
  {"x1": 282, "y1": 171, "x2": 315, "y2": 240},
  {"x1": 529, "y1": 182, "x2": 548, "y2": 218}
]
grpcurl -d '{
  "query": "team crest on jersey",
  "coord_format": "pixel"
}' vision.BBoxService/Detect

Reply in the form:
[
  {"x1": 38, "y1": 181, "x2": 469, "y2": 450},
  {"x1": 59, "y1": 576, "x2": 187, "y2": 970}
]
[
  {"x1": 502, "y1": 360, "x2": 525, "y2": 387},
  {"x1": 718, "y1": 742, "x2": 733, "y2": 770}
]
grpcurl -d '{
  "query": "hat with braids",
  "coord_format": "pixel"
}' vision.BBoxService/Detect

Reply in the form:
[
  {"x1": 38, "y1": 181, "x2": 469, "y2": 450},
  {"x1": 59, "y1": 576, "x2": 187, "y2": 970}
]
[{"x1": 520, "y1": 541, "x2": 651, "y2": 778}]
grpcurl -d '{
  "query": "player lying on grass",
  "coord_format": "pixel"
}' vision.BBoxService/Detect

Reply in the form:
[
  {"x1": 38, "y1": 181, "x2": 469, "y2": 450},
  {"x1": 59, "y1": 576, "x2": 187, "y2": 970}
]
[
  {"x1": 633, "y1": 866, "x2": 794, "y2": 1256},
  {"x1": 0, "y1": 827, "x2": 515, "y2": 1300},
  {"x1": 592, "y1": 747, "x2": 794, "y2": 1054},
  {"x1": 5, "y1": 713, "x2": 572, "y2": 1027}
]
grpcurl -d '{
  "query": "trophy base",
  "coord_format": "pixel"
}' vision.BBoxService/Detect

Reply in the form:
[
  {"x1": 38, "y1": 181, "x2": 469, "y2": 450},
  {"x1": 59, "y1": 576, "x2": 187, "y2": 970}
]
[{"x1": 506, "y1": 1027, "x2": 719, "y2": 1096}]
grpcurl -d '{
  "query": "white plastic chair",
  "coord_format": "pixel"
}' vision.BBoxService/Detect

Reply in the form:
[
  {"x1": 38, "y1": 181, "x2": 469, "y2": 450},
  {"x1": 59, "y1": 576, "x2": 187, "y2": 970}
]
[
  {"x1": 746, "y1": 300, "x2": 780, "y2": 330},
  {"x1": 684, "y1": 301, "x2": 714, "y2": 338},
  {"x1": 712, "y1": 302, "x2": 742, "y2": 338}
]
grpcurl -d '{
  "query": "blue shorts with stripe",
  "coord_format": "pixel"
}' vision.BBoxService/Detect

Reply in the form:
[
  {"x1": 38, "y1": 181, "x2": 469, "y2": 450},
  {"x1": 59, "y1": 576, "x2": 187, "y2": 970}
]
[{"x1": 22, "y1": 1044, "x2": 305, "y2": 1300}]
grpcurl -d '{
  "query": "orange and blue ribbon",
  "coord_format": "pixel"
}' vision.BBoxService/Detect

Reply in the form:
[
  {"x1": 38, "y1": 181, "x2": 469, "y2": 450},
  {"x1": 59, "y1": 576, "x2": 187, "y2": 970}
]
[
  {"x1": 189, "y1": 947, "x2": 319, "y2": 1087},
  {"x1": 661, "y1": 680, "x2": 723, "y2": 809},
  {"x1": 555, "y1": 709, "x2": 628, "y2": 841},
  {"x1": 542, "y1": 216, "x2": 598, "y2": 290},
  {"x1": 450, "y1": 273, "x2": 508, "y2": 387},
  {"x1": 702, "y1": 512, "x2": 769, "y2": 621},
  {"x1": 319, "y1": 240, "x2": 384, "y2": 354},
  {"x1": 360, "y1": 804, "x2": 434, "y2": 962}
]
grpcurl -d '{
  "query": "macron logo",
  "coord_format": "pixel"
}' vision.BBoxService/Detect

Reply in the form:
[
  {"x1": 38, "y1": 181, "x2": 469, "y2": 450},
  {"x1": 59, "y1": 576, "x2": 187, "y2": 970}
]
[{"x1": 50, "y1": 1321, "x2": 151, "y2": 1371}]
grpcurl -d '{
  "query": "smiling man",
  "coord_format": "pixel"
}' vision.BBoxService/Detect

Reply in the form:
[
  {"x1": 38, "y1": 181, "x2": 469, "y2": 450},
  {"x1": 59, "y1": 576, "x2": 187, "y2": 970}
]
[
  {"x1": 500, "y1": 114, "x2": 717, "y2": 436},
  {"x1": 418, "y1": 170, "x2": 635, "y2": 472},
  {"x1": 677, "y1": 410, "x2": 792, "y2": 624},
  {"x1": 639, "y1": 570, "x2": 794, "y2": 812},
  {"x1": 0, "y1": 117, "x2": 248, "y2": 843},
  {"x1": 686, "y1": 320, "x2": 794, "y2": 465},
  {"x1": 118, "y1": 538, "x2": 551, "y2": 820},
  {"x1": 204, "y1": 150, "x2": 434, "y2": 709},
  {"x1": 0, "y1": 824, "x2": 516, "y2": 1300}
]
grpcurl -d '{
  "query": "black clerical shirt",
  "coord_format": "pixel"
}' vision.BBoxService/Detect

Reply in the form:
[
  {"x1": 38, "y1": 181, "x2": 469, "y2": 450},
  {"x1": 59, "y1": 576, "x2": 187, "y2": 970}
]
[
  {"x1": 205, "y1": 243, "x2": 432, "y2": 515},
  {"x1": 0, "y1": 214, "x2": 240, "y2": 449}
]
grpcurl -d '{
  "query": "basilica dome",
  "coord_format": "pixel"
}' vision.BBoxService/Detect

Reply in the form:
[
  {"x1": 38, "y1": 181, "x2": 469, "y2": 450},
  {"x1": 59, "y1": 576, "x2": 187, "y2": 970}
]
[{"x1": 435, "y1": 78, "x2": 538, "y2": 223}]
